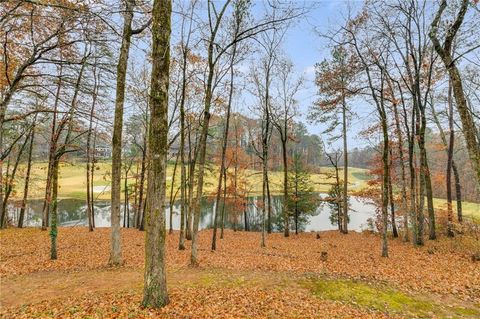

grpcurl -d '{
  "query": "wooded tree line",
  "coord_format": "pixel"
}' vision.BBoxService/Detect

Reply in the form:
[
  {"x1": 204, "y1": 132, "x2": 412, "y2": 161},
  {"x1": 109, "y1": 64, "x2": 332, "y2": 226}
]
[
  {"x1": 1, "y1": 0, "x2": 479, "y2": 308},
  {"x1": 310, "y1": 0, "x2": 479, "y2": 256}
]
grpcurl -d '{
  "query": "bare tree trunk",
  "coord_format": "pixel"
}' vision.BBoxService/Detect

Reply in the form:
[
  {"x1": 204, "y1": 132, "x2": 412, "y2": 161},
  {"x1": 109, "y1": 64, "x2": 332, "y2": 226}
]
[
  {"x1": 407, "y1": 106, "x2": 418, "y2": 245},
  {"x1": 452, "y1": 163, "x2": 462, "y2": 222},
  {"x1": 123, "y1": 165, "x2": 131, "y2": 228},
  {"x1": 133, "y1": 163, "x2": 139, "y2": 228},
  {"x1": 266, "y1": 169, "x2": 272, "y2": 234},
  {"x1": 186, "y1": 153, "x2": 195, "y2": 240},
  {"x1": 430, "y1": 86, "x2": 464, "y2": 227},
  {"x1": 281, "y1": 138, "x2": 289, "y2": 237},
  {"x1": 191, "y1": 91, "x2": 211, "y2": 265},
  {"x1": 91, "y1": 125, "x2": 97, "y2": 228},
  {"x1": 191, "y1": 1, "x2": 230, "y2": 267},
  {"x1": 430, "y1": 0, "x2": 480, "y2": 186},
  {"x1": 179, "y1": 140, "x2": 186, "y2": 249},
  {"x1": 350, "y1": 34, "x2": 389, "y2": 256},
  {"x1": 392, "y1": 97, "x2": 409, "y2": 242},
  {"x1": 220, "y1": 168, "x2": 227, "y2": 239},
  {"x1": 341, "y1": 95, "x2": 348, "y2": 234},
  {"x1": 142, "y1": 0, "x2": 171, "y2": 308},
  {"x1": 414, "y1": 104, "x2": 425, "y2": 246},
  {"x1": 110, "y1": 0, "x2": 136, "y2": 266},
  {"x1": 18, "y1": 115, "x2": 36, "y2": 228},
  {"x1": 388, "y1": 148, "x2": 398, "y2": 238},
  {"x1": 169, "y1": 152, "x2": 179, "y2": 234},
  {"x1": 381, "y1": 118, "x2": 389, "y2": 257},
  {"x1": 42, "y1": 66, "x2": 63, "y2": 231},
  {"x1": 446, "y1": 83, "x2": 455, "y2": 237},
  {"x1": 2, "y1": 132, "x2": 30, "y2": 226},
  {"x1": 261, "y1": 171, "x2": 266, "y2": 246},
  {"x1": 86, "y1": 68, "x2": 98, "y2": 232},
  {"x1": 137, "y1": 138, "x2": 147, "y2": 230},
  {"x1": 419, "y1": 110, "x2": 435, "y2": 240},
  {"x1": 50, "y1": 158, "x2": 59, "y2": 260},
  {"x1": 212, "y1": 38, "x2": 237, "y2": 250}
]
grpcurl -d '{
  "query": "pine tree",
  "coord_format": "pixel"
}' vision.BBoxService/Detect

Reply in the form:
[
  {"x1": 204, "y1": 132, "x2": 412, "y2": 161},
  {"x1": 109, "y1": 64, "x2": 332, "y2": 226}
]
[{"x1": 287, "y1": 153, "x2": 319, "y2": 234}]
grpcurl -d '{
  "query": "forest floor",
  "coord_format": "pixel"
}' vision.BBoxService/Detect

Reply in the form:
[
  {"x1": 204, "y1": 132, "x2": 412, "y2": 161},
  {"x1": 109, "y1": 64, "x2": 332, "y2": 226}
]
[{"x1": 1, "y1": 228, "x2": 479, "y2": 318}]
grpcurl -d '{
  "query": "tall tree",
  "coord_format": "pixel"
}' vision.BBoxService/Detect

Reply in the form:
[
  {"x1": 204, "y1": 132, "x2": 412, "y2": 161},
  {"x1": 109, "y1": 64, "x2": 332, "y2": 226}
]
[
  {"x1": 346, "y1": 15, "x2": 390, "y2": 257},
  {"x1": 110, "y1": 0, "x2": 150, "y2": 266},
  {"x1": 177, "y1": 0, "x2": 197, "y2": 250},
  {"x1": 272, "y1": 59, "x2": 302, "y2": 237},
  {"x1": 212, "y1": 0, "x2": 248, "y2": 250},
  {"x1": 430, "y1": 0, "x2": 480, "y2": 186},
  {"x1": 86, "y1": 61, "x2": 99, "y2": 232},
  {"x1": 142, "y1": 0, "x2": 171, "y2": 308},
  {"x1": 190, "y1": 0, "x2": 231, "y2": 267},
  {"x1": 18, "y1": 113, "x2": 37, "y2": 228},
  {"x1": 310, "y1": 45, "x2": 357, "y2": 235}
]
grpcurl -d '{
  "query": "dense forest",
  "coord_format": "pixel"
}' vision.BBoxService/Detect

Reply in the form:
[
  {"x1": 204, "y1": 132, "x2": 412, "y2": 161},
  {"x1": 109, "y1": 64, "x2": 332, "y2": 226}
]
[{"x1": 1, "y1": 0, "x2": 479, "y2": 318}]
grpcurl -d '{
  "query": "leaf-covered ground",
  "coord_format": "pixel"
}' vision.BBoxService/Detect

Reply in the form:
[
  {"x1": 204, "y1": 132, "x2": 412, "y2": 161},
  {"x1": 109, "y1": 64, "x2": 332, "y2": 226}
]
[{"x1": 1, "y1": 228, "x2": 479, "y2": 318}]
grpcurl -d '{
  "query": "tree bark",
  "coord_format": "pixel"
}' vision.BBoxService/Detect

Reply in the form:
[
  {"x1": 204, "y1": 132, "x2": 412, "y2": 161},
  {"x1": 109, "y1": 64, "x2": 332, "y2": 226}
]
[
  {"x1": 42, "y1": 65, "x2": 63, "y2": 230},
  {"x1": 388, "y1": 148, "x2": 398, "y2": 238},
  {"x1": 220, "y1": 169, "x2": 227, "y2": 239},
  {"x1": 137, "y1": 137, "x2": 147, "y2": 230},
  {"x1": 169, "y1": 152, "x2": 179, "y2": 234},
  {"x1": 452, "y1": 163, "x2": 462, "y2": 223},
  {"x1": 1, "y1": 131, "x2": 30, "y2": 226},
  {"x1": 142, "y1": 0, "x2": 171, "y2": 308},
  {"x1": 430, "y1": 0, "x2": 480, "y2": 186},
  {"x1": 341, "y1": 94, "x2": 348, "y2": 234},
  {"x1": 446, "y1": 83, "x2": 455, "y2": 237},
  {"x1": 190, "y1": 0, "x2": 230, "y2": 267},
  {"x1": 110, "y1": 0, "x2": 136, "y2": 266},
  {"x1": 18, "y1": 115, "x2": 36, "y2": 228},
  {"x1": 391, "y1": 97, "x2": 409, "y2": 242},
  {"x1": 281, "y1": 137, "x2": 289, "y2": 237},
  {"x1": 211, "y1": 36, "x2": 237, "y2": 251},
  {"x1": 86, "y1": 67, "x2": 98, "y2": 232},
  {"x1": 50, "y1": 158, "x2": 59, "y2": 260},
  {"x1": 91, "y1": 125, "x2": 97, "y2": 228},
  {"x1": 380, "y1": 111, "x2": 389, "y2": 257}
]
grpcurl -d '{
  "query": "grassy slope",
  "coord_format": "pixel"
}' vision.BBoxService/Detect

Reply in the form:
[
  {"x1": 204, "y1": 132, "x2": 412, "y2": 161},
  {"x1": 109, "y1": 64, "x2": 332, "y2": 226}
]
[
  {"x1": 432, "y1": 198, "x2": 480, "y2": 222},
  {"x1": 11, "y1": 161, "x2": 369, "y2": 200},
  {"x1": 10, "y1": 161, "x2": 479, "y2": 218}
]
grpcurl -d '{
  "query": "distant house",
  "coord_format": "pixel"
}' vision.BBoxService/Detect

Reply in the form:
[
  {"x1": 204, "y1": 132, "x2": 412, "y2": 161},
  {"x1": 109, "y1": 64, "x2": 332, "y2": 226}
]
[
  {"x1": 167, "y1": 143, "x2": 191, "y2": 161},
  {"x1": 95, "y1": 144, "x2": 112, "y2": 159}
]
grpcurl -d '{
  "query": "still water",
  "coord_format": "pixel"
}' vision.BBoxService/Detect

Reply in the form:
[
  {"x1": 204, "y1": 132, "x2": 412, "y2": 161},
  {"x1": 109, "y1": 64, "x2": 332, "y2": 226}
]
[{"x1": 8, "y1": 195, "x2": 376, "y2": 232}]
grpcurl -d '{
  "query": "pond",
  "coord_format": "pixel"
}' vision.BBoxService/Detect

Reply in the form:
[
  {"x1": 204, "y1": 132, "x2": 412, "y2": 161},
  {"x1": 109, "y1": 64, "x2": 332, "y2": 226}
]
[{"x1": 7, "y1": 194, "x2": 376, "y2": 232}]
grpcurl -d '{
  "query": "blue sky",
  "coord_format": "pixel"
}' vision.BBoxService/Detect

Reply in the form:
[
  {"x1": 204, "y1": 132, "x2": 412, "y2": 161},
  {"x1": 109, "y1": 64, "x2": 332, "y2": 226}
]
[
  {"x1": 130, "y1": 1, "x2": 374, "y2": 150},
  {"x1": 271, "y1": 1, "x2": 372, "y2": 150}
]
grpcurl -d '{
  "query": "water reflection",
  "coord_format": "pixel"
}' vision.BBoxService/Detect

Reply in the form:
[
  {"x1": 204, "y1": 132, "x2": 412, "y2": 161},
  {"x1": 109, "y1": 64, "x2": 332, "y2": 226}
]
[{"x1": 7, "y1": 194, "x2": 375, "y2": 232}]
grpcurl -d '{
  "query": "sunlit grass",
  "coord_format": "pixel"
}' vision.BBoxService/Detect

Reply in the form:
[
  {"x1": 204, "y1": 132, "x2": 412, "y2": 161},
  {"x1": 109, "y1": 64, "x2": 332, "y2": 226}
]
[
  {"x1": 12, "y1": 161, "x2": 370, "y2": 200},
  {"x1": 432, "y1": 198, "x2": 480, "y2": 222},
  {"x1": 10, "y1": 161, "x2": 480, "y2": 221},
  {"x1": 307, "y1": 278, "x2": 480, "y2": 318}
]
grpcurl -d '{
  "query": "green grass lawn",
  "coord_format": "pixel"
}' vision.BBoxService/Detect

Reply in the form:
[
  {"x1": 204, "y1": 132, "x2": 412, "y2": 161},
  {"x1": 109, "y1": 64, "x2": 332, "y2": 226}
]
[
  {"x1": 432, "y1": 197, "x2": 480, "y2": 222},
  {"x1": 307, "y1": 277, "x2": 480, "y2": 318},
  {"x1": 9, "y1": 161, "x2": 479, "y2": 219},
  {"x1": 11, "y1": 161, "x2": 370, "y2": 201}
]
